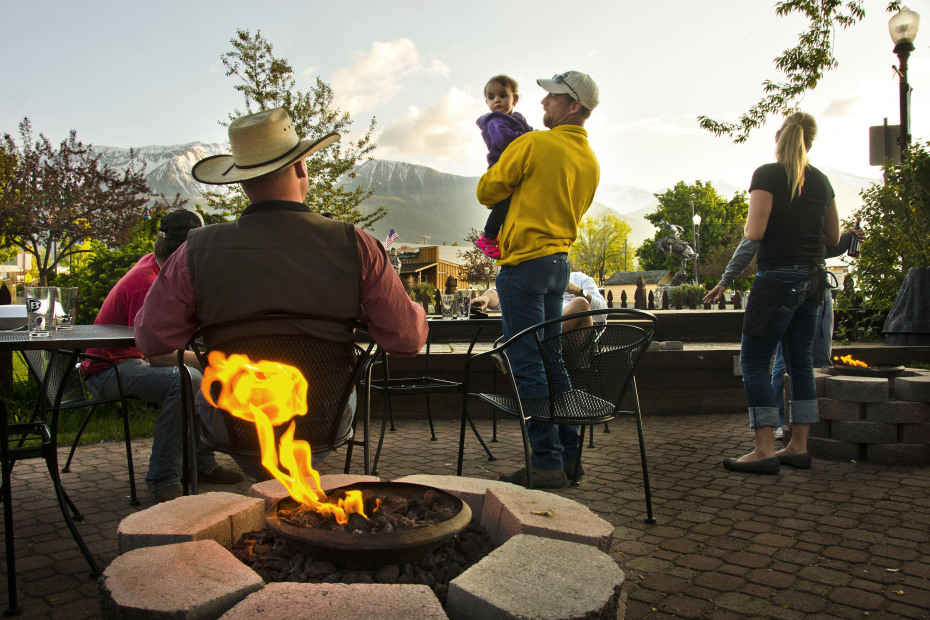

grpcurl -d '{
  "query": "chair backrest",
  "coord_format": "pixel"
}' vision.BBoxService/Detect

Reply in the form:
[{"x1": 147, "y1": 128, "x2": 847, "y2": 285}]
[
  {"x1": 188, "y1": 313, "x2": 375, "y2": 456},
  {"x1": 505, "y1": 308, "x2": 657, "y2": 416},
  {"x1": 20, "y1": 349, "x2": 88, "y2": 408}
]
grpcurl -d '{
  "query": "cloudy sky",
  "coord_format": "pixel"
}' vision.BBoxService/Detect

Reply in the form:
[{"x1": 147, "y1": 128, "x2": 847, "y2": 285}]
[{"x1": 3, "y1": 0, "x2": 929, "y2": 193}]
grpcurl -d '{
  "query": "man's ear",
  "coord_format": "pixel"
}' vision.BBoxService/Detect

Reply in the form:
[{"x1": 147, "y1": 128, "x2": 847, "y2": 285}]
[{"x1": 294, "y1": 159, "x2": 308, "y2": 179}]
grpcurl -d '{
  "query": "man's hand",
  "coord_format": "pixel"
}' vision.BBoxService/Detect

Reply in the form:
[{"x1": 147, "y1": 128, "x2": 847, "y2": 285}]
[
  {"x1": 565, "y1": 282, "x2": 584, "y2": 297},
  {"x1": 703, "y1": 284, "x2": 726, "y2": 304},
  {"x1": 849, "y1": 227, "x2": 865, "y2": 241}
]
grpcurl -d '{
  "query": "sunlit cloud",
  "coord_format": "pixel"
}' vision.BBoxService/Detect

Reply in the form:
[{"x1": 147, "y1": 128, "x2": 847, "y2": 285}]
[
  {"x1": 824, "y1": 96, "x2": 859, "y2": 117},
  {"x1": 374, "y1": 87, "x2": 486, "y2": 175},
  {"x1": 600, "y1": 114, "x2": 702, "y2": 136},
  {"x1": 332, "y1": 39, "x2": 449, "y2": 115},
  {"x1": 301, "y1": 66, "x2": 319, "y2": 79}
]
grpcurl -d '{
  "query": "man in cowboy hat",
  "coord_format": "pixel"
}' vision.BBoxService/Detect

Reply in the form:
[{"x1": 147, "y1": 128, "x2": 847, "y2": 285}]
[
  {"x1": 476, "y1": 70, "x2": 600, "y2": 489},
  {"x1": 84, "y1": 209, "x2": 243, "y2": 503},
  {"x1": 135, "y1": 107, "x2": 428, "y2": 479}
]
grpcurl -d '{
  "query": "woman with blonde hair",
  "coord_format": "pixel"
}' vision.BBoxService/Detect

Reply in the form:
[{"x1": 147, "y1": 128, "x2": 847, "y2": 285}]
[{"x1": 724, "y1": 111, "x2": 839, "y2": 474}]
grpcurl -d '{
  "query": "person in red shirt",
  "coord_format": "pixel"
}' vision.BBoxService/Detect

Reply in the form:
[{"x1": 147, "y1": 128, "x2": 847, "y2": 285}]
[{"x1": 83, "y1": 210, "x2": 243, "y2": 502}]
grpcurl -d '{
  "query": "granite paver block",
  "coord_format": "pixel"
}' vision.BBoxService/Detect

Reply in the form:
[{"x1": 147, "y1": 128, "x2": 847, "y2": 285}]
[
  {"x1": 394, "y1": 474, "x2": 516, "y2": 523},
  {"x1": 248, "y1": 474, "x2": 381, "y2": 510},
  {"x1": 117, "y1": 492, "x2": 265, "y2": 554},
  {"x1": 818, "y1": 398, "x2": 862, "y2": 421},
  {"x1": 825, "y1": 375, "x2": 889, "y2": 402},
  {"x1": 899, "y1": 422, "x2": 930, "y2": 444},
  {"x1": 894, "y1": 375, "x2": 930, "y2": 402},
  {"x1": 868, "y1": 443, "x2": 930, "y2": 466},
  {"x1": 808, "y1": 437, "x2": 863, "y2": 462},
  {"x1": 220, "y1": 583, "x2": 448, "y2": 619},
  {"x1": 99, "y1": 540, "x2": 263, "y2": 620},
  {"x1": 814, "y1": 372, "x2": 829, "y2": 397},
  {"x1": 481, "y1": 485, "x2": 613, "y2": 551},
  {"x1": 831, "y1": 420, "x2": 897, "y2": 444},
  {"x1": 447, "y1": 534, "x2": 624, "y2": 620},
  {"x1": 866, "y1": 400, "x2": 930, "y2": 424},
  {"x1": 808, "y1": 420, "x2": 832, "y2": 438}
]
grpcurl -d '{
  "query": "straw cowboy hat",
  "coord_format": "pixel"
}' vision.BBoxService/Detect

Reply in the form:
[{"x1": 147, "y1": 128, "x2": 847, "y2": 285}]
[{"x1": 192, "y1": 107, "x2": 340, "y2": 185}]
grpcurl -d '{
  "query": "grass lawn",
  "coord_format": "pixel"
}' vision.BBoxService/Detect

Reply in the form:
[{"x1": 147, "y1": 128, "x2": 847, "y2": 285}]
[{"x1": 3, "y1": 352, "x2": 161, "y2": 447}]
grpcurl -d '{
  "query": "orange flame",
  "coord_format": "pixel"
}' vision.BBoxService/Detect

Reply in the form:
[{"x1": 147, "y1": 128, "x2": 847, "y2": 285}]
[
  {"x1": 833, "y1": 354, "x2": 870, "y2": 368},
  {"x1": 202, "y1": 351, "x2": 366, "y2": 525}
]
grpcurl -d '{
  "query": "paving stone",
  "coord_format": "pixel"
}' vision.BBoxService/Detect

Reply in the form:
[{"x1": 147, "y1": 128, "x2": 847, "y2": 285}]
[
  {"x1": 117, "y1": 492, "x2": 265, "y2": 554},
  {"x1": 831, "y1": 420, "x2": 897, "y2": 444},
  {"x1": 99, "y1": 540, "x2": 263, "y2": 619},
  {"x1": 826, "y1": 375, "x2": 890, "y2": 402},
  {"x1": 394, "y1": 473, "x2": 516, "y2": 523},
  {"x1": 220, "y1": 583, "x2": 448, "y2": 619},
  {"x1": 808, "y1": 437, "x2": 864, "y2": 462},
  {"x1": 446, "y1": 534, "x2": 624, "y2": 620},
  {"x1": 865, "y1": 400, "x2": 930, "y2": 424},
  {"x1": 818, "y1": 398, "x2": 863, "y2": 421},
  {"x1": 247, "y1": 474, "x2": 381, "y2": 510},
  {"x1": 894, "y1": 375, "x2": 930, "y2": 402},
  {"x1": 480, "y1": 485, "x2": 614, "y2": 550},
  {"x1": 867, "y1": 443, "x2": 930, "y2": 466}
]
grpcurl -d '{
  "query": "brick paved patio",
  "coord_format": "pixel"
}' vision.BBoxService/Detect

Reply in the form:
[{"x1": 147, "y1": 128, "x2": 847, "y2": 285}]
[{"x1": 2, "y1": 413, "x2": 928, "y2": 618}]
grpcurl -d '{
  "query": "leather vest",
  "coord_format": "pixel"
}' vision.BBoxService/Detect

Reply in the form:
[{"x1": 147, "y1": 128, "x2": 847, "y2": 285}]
[{"x1": 185, "y1": 202, "x2": 362, "y2": 346}]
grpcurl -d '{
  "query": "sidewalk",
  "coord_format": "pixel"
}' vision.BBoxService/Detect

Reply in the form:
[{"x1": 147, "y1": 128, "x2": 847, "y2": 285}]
[{"x1": 2, "y1": 413, "x2": 928, "y2": 618}]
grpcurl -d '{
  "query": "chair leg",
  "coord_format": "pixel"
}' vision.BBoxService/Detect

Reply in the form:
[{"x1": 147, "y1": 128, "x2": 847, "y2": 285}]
[
  {"x1": 572, "y1": 426, "x2": 585, "y2": 487},
  {"x1": 466, "y1": 413, "x2": 495, "y2": 461},
  {"x1": 588, "y1": 422, "x2": 595, "y2": 448},
  {"x1": 371, "y1": 399, "x2": 390, "y2": 476},
  {"x1": 456, "y1": 397, "x2": 469, "y2": 476},
  {"x1": 118, "y1": 401, "x2": 138, "y2": 506},
  {"x1": 491, "y1": 409, "x2": 498, "y2": 442},
  {"x1": 43, "y1": 449, "x2": 100, "y2": 576},
  {"x1": 631, "y1": 379, "x2": 656, "y2": 524},
  {"x1": 2, "y1": 428, "x2": 21, "y2": 615},
  {"x1": 62, "y1": 406, "x2": 96, "y2": 473},
  {"x1": 603, "y1": 421, "x2": 611, "y2": 433},
  {"x1": 425, "y1": 393, "x2": 437, "y2": 441},
  {"x1": 519, "y1": 416, "x2": 533, "y2": 490}
]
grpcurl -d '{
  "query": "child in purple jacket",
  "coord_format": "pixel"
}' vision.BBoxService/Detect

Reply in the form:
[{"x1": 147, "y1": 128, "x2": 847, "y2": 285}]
[{"x1": 475, "y1": 75, "x2": 533, "y2": 259}]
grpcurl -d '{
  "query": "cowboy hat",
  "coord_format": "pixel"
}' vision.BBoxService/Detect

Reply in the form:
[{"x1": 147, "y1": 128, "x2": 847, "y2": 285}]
[{"x1": 192, "y1": 107, "x2": 340, "y2": 185}]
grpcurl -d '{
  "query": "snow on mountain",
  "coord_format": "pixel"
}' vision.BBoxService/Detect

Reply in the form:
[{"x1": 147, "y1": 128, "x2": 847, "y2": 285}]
[{"x1": 92, "y1": 142, "x2": 226, "y2": 200}]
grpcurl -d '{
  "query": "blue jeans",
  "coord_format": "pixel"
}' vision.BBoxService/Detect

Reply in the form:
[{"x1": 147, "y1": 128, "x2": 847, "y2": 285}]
[
  {"x1": 740, "y1": 267, "x2": 820, "y2": 430},
  {"x1": 497, "y1": 253, "x2": 576, "y2": 470},
  {"x1": 85, "y1": 359, "x2": 217, "y2": 492},
  {"x1": 772, "y1": 291, "x2": 833, "y2": 425}
]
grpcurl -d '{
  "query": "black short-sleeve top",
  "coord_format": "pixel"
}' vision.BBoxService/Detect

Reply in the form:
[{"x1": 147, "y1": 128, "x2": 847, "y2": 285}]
[{"x1": 749, "y1": 163, "x2": 834, "y2": 270}]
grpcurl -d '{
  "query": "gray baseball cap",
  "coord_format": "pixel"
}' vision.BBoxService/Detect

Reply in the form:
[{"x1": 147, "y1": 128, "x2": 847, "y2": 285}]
[{"x1": 537, "y1": 71, "x2": 599, "y2": 111}]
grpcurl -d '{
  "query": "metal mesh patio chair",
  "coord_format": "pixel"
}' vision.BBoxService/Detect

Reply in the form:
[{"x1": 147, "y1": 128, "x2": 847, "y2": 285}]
[
  {"x1": 179, "y1": 313, "x2": 377, "y2": 494},
  {"x1": 456, "y1": 308, "x2": 657, "y2": 523}
]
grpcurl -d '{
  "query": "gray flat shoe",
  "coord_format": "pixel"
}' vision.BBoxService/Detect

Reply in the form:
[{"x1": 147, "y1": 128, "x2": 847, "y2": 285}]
[
  {"x1": 722, "y1": 456, "x2": 780, "y2": 475},
  {"x1": 777, "y1": 453, "x2": 812, "y2": 469}
]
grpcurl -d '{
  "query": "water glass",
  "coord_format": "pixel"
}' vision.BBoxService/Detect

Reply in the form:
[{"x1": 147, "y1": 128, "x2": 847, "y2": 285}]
[
  {"x1": 454, "y1": 289, "x2": 473, "y2": 319},
  {"x1": 440, "y1": 294, "x2": 454, "y2": 320},
  {"x1": 54, "y1": 286, "x2": 78, "y2": 330},
  {"x1": 25, "y1": 286, "x2": 54, "y2": 337}
]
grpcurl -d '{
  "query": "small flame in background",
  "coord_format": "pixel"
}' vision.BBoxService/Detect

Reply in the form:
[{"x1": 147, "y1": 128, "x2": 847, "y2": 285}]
[
  {"x1": 202, "y1": 351, "x2": 366, "y2": 525},
  {"x1": 834, "y1": 354, "x2": 870, "y2": 369}
]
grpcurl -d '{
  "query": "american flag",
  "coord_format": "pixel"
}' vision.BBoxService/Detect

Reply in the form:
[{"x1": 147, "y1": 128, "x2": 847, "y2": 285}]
[{"x1": 384, "y1": 228, "x2": 398, "y2": 248}]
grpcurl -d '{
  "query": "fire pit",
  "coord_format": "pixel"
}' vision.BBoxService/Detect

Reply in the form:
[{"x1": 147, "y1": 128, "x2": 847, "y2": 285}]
[
  {"x1": 265, "y1": 481, "x2": 471, "y2": 570},
  {"x1": 832, "y1": 354, "x2": 905, "y2": 378}
]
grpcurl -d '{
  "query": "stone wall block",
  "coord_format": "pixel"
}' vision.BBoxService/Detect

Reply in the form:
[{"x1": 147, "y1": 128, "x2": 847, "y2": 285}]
[
  {"x1": 808, "y1": 437, "x2": 864, "y2": 462},
  {"x1": 893, "y1": 375, "x2": 930, "y2": 402},
  {"x1": 898, "y1": 422, "x2": 930, "y2": 444},
  {"x1": 865, "y1": 400, "x2": 930, "y2": 424},
  {"x1": 825, "y1": 376, "x2": 889, "y2": 403},
  {"x1": 831, "y1": 420, "x2": 897, "y2": 444},
  {"x1": 814, "y1": 373, "x2": 828, "y2": 397},
  {"x1": 867, "y1": 443, "x2": 930, "y2": 466},
  {"x1": 817, "y1": 398, "x2": 862, "y2": 421},
  {"x1": 808, "y1": 420, "x2": 832, "y2": 439}
]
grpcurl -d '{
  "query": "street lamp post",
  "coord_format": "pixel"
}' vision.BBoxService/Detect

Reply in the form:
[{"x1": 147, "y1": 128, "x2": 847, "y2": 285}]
[
  {"x1": 692, "y1": 213, "x2": 702, "y2": 285},
  {"x1": 889, "y1": 6, "x2": 921, "y2": 157}
]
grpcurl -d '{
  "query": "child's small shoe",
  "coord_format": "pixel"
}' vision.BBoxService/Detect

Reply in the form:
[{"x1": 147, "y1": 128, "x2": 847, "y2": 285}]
[{"x1": 475, "y1": 235, "x2": 501, "y2": 259}]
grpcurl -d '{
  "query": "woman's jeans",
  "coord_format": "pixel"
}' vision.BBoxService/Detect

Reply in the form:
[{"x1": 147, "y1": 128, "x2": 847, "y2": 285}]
[
  {"x1": 740, "y1": 266, "x2": 821, "y2": 430},
  {"x1": 85, "y1": 359, "x2": 217, "y2": 492},
  {"x1": 497, "y1": 253, "x2": 576, "y2": 470}
]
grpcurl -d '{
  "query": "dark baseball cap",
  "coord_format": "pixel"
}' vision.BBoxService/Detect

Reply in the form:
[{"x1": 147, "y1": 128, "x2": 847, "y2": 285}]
[{"x1": 158, "y1": 209, "x2": 204, "y2": 241}]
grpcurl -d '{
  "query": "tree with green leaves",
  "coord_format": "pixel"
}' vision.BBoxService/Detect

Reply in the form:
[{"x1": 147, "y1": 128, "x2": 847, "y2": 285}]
[
  {"x1": 845, "y1": 140, "x2": 930, "y2": 313},
  {"x1": 569, "y1": 212, "x2": 634, "y2": 284},
  {"x1": 0, "y1": 118, "x2": 156, "y2": 285},
  {"x1": 636, "y1": 181, "x2": 748, "y2": 284},
  {"x1": 699, "y1": 1, "x2": 903, "y2": 142},
  {"x1": 459, "y1": 228, "x2": 497, "y2": 289},
  {"x1": 208, "y1": 29, "x2": 385, "y2": 228}
]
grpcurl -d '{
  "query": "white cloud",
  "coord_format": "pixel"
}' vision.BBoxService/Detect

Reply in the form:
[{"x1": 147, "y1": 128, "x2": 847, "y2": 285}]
[
  {"x1": 599, "y1": 114, "x2": 702, "y2": 136},
  {"x1": 301, "y1": 66, "x2": 318, "y2": 80},
  {"x1": 332, "y1": 39, "x2": 449, "y2": 115},
  {"x1": 374, "y1": 87, "x2": 487, "y2": 175}
]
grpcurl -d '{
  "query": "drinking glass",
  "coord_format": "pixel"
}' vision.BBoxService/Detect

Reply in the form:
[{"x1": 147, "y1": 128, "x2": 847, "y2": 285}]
[
  {"x1": 440, "y1": 294, "x2": 454, "y2": 320},
  {"x1": 25, "y1": 286, "x2": 54, "y2": 337},
  {"x1": 54, "y1": 286, "x2": 78, "y2": 330},
  {"x1": 454, "y1": 289, "x2": 473, "y2": 319}
]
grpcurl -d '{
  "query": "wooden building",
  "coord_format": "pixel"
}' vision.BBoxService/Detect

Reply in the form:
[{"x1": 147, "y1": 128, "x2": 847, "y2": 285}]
[
  {"x1": 602, "y1": 270, "x2": 672, "y2": 305},
  {"x1": 392, "y1": 243, "x2": 471, "y2": 291}
]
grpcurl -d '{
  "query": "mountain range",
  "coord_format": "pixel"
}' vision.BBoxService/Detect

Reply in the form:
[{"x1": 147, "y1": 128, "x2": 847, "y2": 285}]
[{"x1": 93, "y1": 142, "x2": 878, "y2": 247}]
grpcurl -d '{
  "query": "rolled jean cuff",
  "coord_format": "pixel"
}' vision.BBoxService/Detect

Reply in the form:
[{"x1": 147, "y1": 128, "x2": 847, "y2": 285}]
[
  {"x1": 789, "y1": 399, "x2": 819, "y2": 424},
  {"x1": 748, "y1": 407, "x2": 780, "y2": 429}
]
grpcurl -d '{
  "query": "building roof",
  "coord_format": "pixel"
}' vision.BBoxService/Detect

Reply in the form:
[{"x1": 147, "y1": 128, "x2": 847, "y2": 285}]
[
  {"x1": 603, "y1": 270, "x2": 671, "y2": 286},
  {"x1": 392, "y1": 242, "x2": 469, "y2": 266}
]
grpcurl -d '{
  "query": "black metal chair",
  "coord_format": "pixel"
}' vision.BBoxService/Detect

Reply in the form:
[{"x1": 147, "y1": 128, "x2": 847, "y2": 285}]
[
  {"x1": 19, "y1": 349, "x2": 139, "y2": 506},
  {"x1": 2, "y1": 354, "x2": 101, "y2": 616},
  {"x1": 367, "y1": 320, "x2": 496, "y2": 475},
  {"x1": 456, "y1": 308, "x2": 657, "y2": 524},
  {"x1": 178, "y1": 313, "x2": 377, "y2": 495}
]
